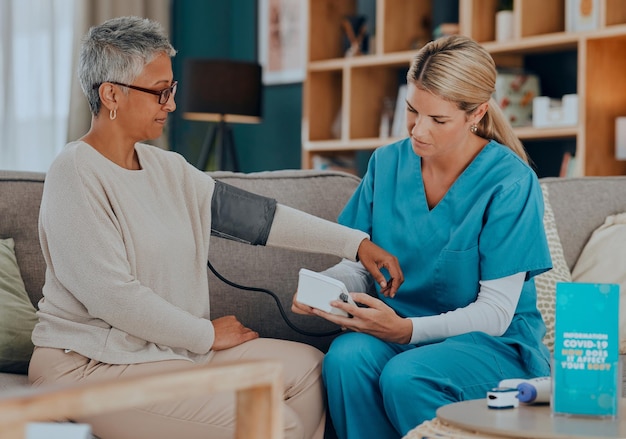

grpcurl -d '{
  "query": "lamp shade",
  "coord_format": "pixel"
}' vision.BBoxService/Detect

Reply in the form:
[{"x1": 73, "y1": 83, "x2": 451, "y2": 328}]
[{"x1": 182, "y1": 59, "x2": 262, "y2": 124}]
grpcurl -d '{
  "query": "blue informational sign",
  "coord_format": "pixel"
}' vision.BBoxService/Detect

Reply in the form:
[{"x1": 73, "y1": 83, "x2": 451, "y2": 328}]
[{"x1": 553, "y1": 282, "x2": 620, "y2": 418}]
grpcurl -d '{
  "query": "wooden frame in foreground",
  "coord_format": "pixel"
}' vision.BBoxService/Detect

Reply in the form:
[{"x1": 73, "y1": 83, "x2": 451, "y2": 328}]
[{"x1": 0, "y1": 360, "x2": 284, "y2": 439}]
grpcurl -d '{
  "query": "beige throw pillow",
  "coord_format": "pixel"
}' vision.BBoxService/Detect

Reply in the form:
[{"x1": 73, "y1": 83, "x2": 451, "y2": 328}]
[
  {"x1": 571, "y1": 212, "x2": 626, "y2": 354},
  {"x1": 534, "y1": 184, "x2": 573, "y2": 352},
  {"x1": 0, "y1": 237, "x2": 38, "y2": 374}
]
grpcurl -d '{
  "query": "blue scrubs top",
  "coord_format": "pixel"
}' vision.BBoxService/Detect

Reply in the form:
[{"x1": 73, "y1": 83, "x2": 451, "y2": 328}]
[{"x1": 339, "y1": 139, "x2": 553, "y2": 374}]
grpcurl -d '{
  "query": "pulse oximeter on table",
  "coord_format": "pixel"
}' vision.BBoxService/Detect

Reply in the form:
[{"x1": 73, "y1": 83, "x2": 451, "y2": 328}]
[{"x1": 486, "y1": 387, "x2": 519, "y2": 409}]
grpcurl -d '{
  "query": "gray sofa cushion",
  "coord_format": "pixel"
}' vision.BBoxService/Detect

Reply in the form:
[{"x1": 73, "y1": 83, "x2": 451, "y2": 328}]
[
  {"x1": 541, "y1": 176, "x2": 626, "y2": 270},
  {"x1": 0, "y1": 238, "x2": 38, "y2": 373},
  {"x1": 0, "y1": 172, "x2": 46, "y2": 308}
]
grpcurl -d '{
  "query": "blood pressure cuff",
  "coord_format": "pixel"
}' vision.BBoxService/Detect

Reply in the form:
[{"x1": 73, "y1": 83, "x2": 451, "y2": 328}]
[{"x1": 210, "y1": 180, "x2": 277, "y2": 246}]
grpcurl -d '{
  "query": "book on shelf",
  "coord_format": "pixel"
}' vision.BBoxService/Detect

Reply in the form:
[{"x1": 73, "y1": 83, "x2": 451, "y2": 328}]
[
  {"x1": 379, "y1": 97, "x2": 395, "y2": 139},
  {"x1": 559, "y1": 151, "x2": 578, "y2": 178}
]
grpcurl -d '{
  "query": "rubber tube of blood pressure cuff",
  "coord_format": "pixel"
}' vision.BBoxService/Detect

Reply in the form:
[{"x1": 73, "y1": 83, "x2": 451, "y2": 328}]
[{"x1": 498, "y1": 377, "x2": 551, "y2": 404}]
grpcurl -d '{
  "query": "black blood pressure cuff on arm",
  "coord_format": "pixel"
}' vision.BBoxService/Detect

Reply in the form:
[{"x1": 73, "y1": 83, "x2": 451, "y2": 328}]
[{"x1": 210, "y1": 181, "x2": 277, "y2": 246}]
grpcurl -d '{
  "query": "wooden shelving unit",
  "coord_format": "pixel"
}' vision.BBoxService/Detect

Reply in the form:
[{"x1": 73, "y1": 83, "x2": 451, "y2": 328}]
[{"x1": 302, "y1": 0, "x2": 626, "y2": 177}]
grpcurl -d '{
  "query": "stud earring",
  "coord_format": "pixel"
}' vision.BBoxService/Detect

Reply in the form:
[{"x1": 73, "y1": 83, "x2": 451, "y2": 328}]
[
  {"x1": 109, "y1": 109, "x2": 117, "y2": 120},
  {"x1": 470, "y1": 124, "x2": 478, "y2": 134}
]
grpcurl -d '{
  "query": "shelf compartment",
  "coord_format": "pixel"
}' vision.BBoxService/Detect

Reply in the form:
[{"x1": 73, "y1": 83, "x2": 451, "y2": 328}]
[
  {"x1": 349, "y1": 64, "x2": 407, "y2": 139},
  {"x1": 519, "y1": 0, "x2": 565, "y2": 38},
  {"x1": 305, "y1": 70, "x2": 343, "y2": 142},
  {"x1": 308, "y1": 0, "x2": 356, "y2": 62},
  {"x1": 584, "y1": 34, "x2": 626, "y2": 175},
  {"x1": 381, "y1": 0, "x2": 432, "y2": 53},
  {"x1": 462, "y1": 0, "x2": 565, "y2": 44},
  {"x1": 606, "y1": 0, "x2": 626, "y2": 26},
  {"x1": 459, "y1": 0, "x2": 499, "y2": 43}
]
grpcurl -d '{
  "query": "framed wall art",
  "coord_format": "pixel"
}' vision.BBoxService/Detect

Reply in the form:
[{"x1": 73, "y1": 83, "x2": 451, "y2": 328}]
[{"x1": 258, "y1": 0, "x2": 308, "y2": 85}]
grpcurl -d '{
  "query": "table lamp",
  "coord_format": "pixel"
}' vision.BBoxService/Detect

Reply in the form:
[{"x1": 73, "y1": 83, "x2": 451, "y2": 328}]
[{"x1": 182, "y1": 59, "x2": 262, "y2": 171}]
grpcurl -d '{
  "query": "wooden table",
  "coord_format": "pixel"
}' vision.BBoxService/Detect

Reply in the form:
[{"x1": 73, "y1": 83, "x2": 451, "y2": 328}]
[
  {"x1": 430, "y1": 398, "x2": 626, "y2": 439},
  {"x1": 0, "y1": 360, "x2": 283, "y2": 439}
]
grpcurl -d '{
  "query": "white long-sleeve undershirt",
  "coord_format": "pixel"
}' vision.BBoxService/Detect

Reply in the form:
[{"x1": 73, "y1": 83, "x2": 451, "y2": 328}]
[{"x1": 321, "y1": 260, "x2": 525, "y2": 344}]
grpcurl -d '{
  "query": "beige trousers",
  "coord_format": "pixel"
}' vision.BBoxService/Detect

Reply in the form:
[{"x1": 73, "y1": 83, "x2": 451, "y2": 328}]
[{"x1": 29, "y1": 338, "x2": 325, "y2": 439}]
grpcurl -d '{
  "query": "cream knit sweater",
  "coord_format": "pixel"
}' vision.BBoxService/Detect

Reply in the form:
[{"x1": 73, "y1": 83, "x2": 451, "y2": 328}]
[{"x1": 32, "y1": 141, "x2": 367, "y2": 365}]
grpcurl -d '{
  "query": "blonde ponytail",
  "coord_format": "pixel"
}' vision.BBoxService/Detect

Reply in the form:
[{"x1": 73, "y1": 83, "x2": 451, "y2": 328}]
[{"x1": 481, "y1": 97, "x2": 528, "y2": 163}]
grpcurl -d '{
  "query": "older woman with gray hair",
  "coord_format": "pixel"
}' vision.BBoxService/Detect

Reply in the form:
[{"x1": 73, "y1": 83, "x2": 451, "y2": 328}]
[{"x1": 28, "y1": 16, "x2": 402, "y2": 439}]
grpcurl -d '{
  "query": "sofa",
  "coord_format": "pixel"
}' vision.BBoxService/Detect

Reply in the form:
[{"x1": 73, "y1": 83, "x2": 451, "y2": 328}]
[
  {"x1": 0, "y1": 169, "x2": 362, "y2": 391},
  {"x1": 1, "y1": 169, "x2": 626, "y2": 428}
]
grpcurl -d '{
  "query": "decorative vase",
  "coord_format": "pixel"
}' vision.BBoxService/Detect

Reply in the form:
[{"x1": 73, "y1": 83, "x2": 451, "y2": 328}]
[{"x1": 495, "y1": 10, "x2": 514, "y2": 42}]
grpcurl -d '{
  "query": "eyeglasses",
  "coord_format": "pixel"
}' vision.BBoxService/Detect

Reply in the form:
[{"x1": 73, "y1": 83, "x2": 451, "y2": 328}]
[{"x1": 93, "y1": 81, "x2": 178, "y2": 104}]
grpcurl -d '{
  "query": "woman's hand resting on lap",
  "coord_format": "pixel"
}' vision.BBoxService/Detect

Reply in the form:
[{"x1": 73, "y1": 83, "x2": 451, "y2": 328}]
[{"x1": 211, "y1": 315, "x2": 259, "y2": 351}]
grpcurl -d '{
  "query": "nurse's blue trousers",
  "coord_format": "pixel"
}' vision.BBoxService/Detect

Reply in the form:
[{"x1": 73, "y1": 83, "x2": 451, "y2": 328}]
[{"x1": 322, "y1": 332, "x2": 541, "y2": 439}]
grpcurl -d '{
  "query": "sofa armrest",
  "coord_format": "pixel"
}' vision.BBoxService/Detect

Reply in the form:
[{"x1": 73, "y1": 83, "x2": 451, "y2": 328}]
[{"x1": 0, "y1": 360, "x2": 283, "y2": 439}]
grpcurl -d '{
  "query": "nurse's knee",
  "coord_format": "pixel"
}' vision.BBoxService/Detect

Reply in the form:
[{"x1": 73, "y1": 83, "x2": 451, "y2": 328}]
[
  {"x1": 379, "y1": 356, "x2": 415, "y2": 395},
  {"x1": 324, "y1": 333, "x2": 383, "y2": 370},
  {"x1": 380, "y1": 355, "x2": 459, "y2": 407}
]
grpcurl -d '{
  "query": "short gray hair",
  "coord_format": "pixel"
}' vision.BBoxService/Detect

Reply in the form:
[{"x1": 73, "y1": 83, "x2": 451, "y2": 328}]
[{"x1": 79, "y1": 16, "x2": 177, "y2": 115}]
